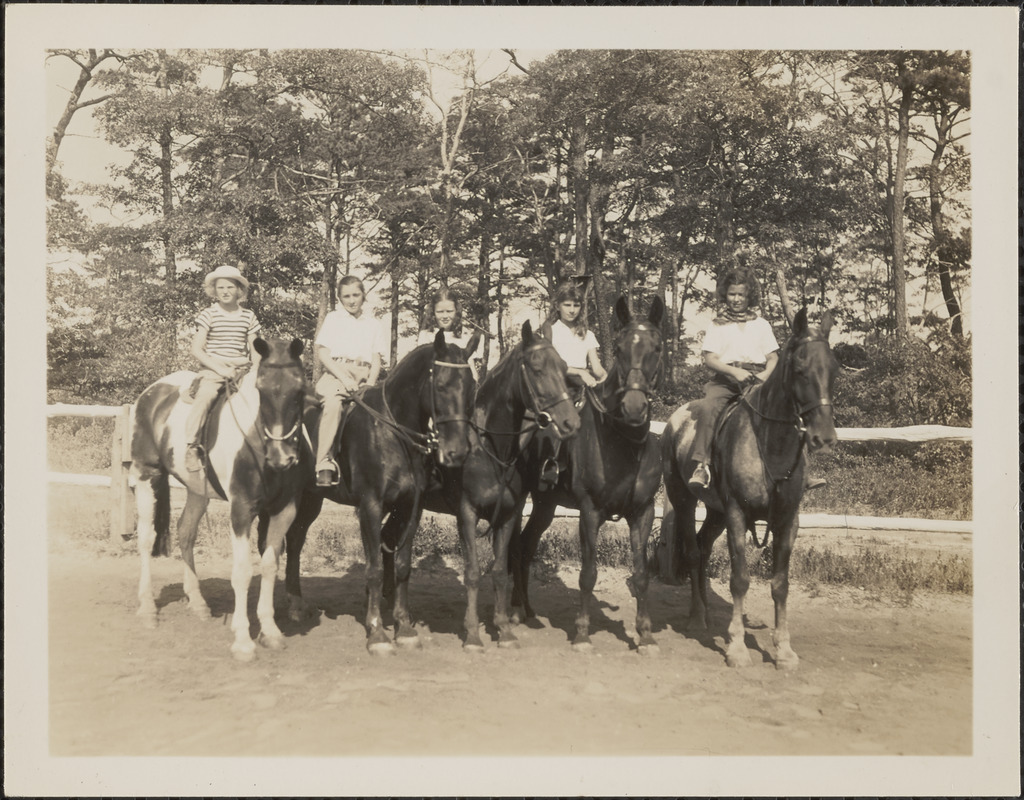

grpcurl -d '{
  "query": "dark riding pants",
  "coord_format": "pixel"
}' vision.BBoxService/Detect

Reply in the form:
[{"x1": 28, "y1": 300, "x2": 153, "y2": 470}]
[{"x1": 691, "y1": 374, "x2": 740, "y2": 466}]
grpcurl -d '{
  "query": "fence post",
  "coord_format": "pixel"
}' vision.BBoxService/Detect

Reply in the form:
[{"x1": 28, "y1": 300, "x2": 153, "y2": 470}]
[{"x1": 109, "y1": 404, "x2": 133, "y2": 545}]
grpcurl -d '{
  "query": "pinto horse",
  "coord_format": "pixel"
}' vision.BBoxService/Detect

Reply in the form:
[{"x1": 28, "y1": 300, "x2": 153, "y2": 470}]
[
  {"x1": 131, "y1": 337, "x2": 309, "y2": 661},
  {"x1": 269, "y1": 330, "x2": 479, "y2": 654},
  {"x1": 662, "y1": 307, "x2": 838, "y2": 669},
  {"x1": 392, "y1": 320, "x2": 581, "y2": 651},
  {"x1": 510, "y1": 296, "x2": 666, "y2": 653}
]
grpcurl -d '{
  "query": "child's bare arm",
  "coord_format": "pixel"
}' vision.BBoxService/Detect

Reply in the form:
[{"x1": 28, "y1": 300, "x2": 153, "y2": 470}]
[
  {"x1": 586, "y1": 347, "x2": 607, "y2": 383},
  {"x1": 366, "y1": 352, "x2": 382, "y2": 386}
]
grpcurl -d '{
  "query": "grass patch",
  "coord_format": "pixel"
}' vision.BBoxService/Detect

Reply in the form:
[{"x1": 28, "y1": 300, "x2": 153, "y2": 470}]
[
  {"x1": 48, "y1": 417, "x2": 114, "y2": 474},
  {"x1": 799, "y1": 440, "x2": 971, "y2": 520},
  {"x1": 49, "y1": 484, "x2": 971, "y2": 602}
]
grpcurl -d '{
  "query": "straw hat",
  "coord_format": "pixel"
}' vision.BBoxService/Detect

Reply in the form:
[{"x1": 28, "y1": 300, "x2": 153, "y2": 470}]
[{"x1": 204, "y1": 265, "x2": 250, "y2": 299}]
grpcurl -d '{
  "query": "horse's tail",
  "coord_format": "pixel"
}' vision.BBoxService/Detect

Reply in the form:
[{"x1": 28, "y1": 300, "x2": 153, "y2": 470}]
[{"x1": 151, "y1": 471, "x2": 172, "y2": 557}]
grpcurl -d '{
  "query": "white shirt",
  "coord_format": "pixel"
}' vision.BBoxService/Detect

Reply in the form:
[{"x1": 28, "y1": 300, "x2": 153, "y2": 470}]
[
  {"x1": 550, "y1": 319, "x2": 599, "y2": 370},
  {"x1": 702, "y1": 316, "x2": 779, "y2": 365},
  {"x1": 315, "y1": 308, "x2": 386, "y2": 362}
]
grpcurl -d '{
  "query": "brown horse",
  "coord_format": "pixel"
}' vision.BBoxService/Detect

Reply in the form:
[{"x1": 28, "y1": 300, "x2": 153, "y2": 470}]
[
  {"x1": 392, "y1": 320, "x2": 581, "y2": 651},
  {"x1": 510, "y1": 295, "x2": 666, "y2": 653},
  {"x1": 267, "y1": 331, "x2": 479, "y2": 654},
  {"x1": 662, "y1": 307, "x2": 838, "y2": 669},
  {"x1": 131, "y1": 337, "x2": 309, "y2": 661}
]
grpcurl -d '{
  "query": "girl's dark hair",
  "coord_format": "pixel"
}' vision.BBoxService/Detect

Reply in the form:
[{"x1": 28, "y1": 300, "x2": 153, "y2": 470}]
[
  {"x1": 716, "y1": 266, "x2": 762, "y2": 308},
  {"x1": 428, "y1": 287, "x2": 464, "y2": 337},
  {"x1": 549, "y1": 281, "x2": 589, "y2": 337}
]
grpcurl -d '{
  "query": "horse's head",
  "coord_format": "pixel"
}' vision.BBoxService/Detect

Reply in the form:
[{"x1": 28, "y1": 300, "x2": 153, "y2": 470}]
[
  {"x1": 252, "y1": 337, "x2": 307, "y2": 471},
  {"x1": 610, "y1": 295, "x2": 665, "y2": 426},
  {"x1": 519, "y1": 320, "x2": 580, "y2": 440},
  {"x1": 786, "y1": 307, "x2": 839, "y2": 454},
  {"x1": 426, "y1": 329, "x2": 479, "y2": 467}
]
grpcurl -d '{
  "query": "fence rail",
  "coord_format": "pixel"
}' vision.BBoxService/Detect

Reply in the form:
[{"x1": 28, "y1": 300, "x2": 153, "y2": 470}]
[{"x1": 48, "y1": 404, "x2": 973, "y2": 542}]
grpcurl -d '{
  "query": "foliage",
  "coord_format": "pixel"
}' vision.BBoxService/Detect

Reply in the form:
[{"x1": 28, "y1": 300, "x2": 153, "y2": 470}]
[
  {"x1": 48, "y1": 48, "x2": 971, "y2": 417},
  {"x1": 832, "y1": 328, "x2": 971, "y2": 427}
]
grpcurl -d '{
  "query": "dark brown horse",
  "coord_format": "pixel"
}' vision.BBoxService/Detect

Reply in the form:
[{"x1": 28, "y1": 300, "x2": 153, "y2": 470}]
[
  {"x1": 510, "y1": 295, "x2": 666, "y2": 653},
  {"x1": 132, "y1": 337, "x2": 309, "y2": 660},
  {"x1": 662, "y1": 307, "x2": 838, "y2": 669},
  {"x1": 268, "y1": 331, "x2": 479, "y2": 654},
  {"x1": 391, "y1": 320, "x2": 581, "y2": 651}
]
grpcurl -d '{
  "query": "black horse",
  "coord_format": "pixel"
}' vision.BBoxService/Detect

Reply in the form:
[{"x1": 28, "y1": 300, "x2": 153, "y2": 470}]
[
  {"x1": 662, "y1": 307, "x2": 838, "y2": 669},
  {"x1": 264, "y1": 331, "x2": 479, "y2": 655},
  {"x1": 385, "y1": 320, "x2": 581, "y2": 651},
  {"x1": 510, "y1": 296, "x2": 666, "y2": 653}
]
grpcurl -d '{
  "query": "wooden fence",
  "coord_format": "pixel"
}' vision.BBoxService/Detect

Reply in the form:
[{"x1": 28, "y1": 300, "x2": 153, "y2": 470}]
[{"x1": 47, "y1": 403, "x2": 973, "y2": 544}]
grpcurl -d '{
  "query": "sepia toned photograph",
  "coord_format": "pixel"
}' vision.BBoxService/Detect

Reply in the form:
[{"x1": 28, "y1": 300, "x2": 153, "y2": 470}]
[{"x1": 5, "y1": 5, "x2": 1019, "y2": 798}]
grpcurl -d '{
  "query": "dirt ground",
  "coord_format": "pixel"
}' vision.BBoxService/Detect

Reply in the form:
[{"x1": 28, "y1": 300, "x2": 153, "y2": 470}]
[{"x1": 48, "y1": 525, "x2": 972, "y2": 760}]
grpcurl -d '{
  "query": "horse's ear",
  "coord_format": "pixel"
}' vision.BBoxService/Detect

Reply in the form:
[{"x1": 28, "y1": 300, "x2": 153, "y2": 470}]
[
  {"x1": 648, "y1": 295, "x2": 665, "y2": 328},
  {"x1": 288, "y1": 338, "x2": 304, "y2": 360},
  {"x1": 820, "y1": 311, "x2": 833, "y2": 339},
  {"x1": 464, "y1": 332, "x2": 482, "y2": 362},
  {"x1": 433, "y1": 329, "x2": 447, "y2": 355},
  {"x1": 521, "y1": 319, "x2": 534, "y2": 346},
  {"x1": 792, "y1": 306, "x2": 809, "y2": 334},
  {"x1": 253, "y1": 337, "x2": 270, "y2": 359},
  {"x1": 539, "y1": 319, "x2": 553, "y2": 341},
  {"x1": 614, "y1": 295, "x2": 631, "y2": 328}
]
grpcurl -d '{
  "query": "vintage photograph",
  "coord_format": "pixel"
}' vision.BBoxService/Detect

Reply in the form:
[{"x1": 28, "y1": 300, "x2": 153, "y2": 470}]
[{"x1": 5, "y1": 5, "x2": 1019, "y2": 798}]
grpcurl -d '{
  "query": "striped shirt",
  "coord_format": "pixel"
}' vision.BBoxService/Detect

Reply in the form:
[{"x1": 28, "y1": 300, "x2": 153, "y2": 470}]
[{"x1": 195, "y1": 305, "x2": 261, "y2": 359}]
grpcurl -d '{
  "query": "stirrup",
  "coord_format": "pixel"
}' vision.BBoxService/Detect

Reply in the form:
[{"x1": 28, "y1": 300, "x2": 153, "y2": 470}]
[
  {"x1": 539, "y1": 457, "x2": 560, "y2": 489},
  {"x1": 316, "y1": 458, "x2": 341, "y2": 487}
]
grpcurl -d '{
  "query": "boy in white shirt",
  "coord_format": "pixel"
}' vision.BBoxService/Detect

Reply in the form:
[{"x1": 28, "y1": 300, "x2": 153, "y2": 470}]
[{"x1": 314, "y1": 275, "x2": 385, "y2": 486}]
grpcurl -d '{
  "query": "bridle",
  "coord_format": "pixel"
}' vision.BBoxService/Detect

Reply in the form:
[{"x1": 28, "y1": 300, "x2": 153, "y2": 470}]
[
  {"x1": 738, "y1": 332, "x2": 834, "y2": 496},
  {"x1": 590, "y1": 323, "x2": 663, "y2": 432},
  {"x1": 422, "y1": 359, "x2": 475, "y2": 452},
  {"x1": 357, "y1": 355, "x2": 474, "y2": 456},
  {"x1": 517, "y1": 343, "x2": 571, "y2": 433},
  {"x1": 741, "y1": 333, "x2": 833, "y2": 435}
]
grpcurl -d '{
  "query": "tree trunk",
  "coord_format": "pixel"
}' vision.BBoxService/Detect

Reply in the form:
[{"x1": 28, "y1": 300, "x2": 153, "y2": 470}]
[
  {"x1": 927, "y1": 107, "x2": 964, "y2": 337},
  {"x1": 570, "y1": 118, "x2": 589, "y2": 278},
  {"x1": 158, "y1": 123, "x2": 177, "y2": 283},
  {"x1": 496, "y1": 244, "x2": 507, "y2": 358},
  {"x1": 47, "y1": 50, "x2": 115, "y2": 183},
  {"x1": 891, "y1": 57, "x2": 912, "y2": 340},
  {"x1": 477, "y1": 228, "x2": 492, "y2": 381}
]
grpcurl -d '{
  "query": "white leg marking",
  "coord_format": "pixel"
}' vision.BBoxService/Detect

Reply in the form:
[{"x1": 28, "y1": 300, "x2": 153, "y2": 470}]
[{"x1": 135, "y1": 479, "x2": 158, "y2": 627}]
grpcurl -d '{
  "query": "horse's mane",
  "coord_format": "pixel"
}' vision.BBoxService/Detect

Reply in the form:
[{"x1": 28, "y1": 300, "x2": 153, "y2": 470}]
[{"x1": 475, "y1": 339, "x2": 525, "y2": 408}]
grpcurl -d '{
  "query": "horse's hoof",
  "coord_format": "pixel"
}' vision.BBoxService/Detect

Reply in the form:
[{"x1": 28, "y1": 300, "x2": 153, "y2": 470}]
[
  {"x1": 497, "y1": 637, "x2": 520, "y2": 650},
  {"x1": 726, "y1": 649, "x2": 753, "y2": 668},
  {"x1": 510, "y1": 608, "x2": 524, "y2": 626},
  {"x1": 368, "y1": 641, "x2": 396, "y2": 656},
  {"x1": 775, "y1": 649, "x2": 800, "y2": 670},
  {"x1": 258, "y1": 632, "x2": 286, "y2": 651},
  {"x1": 190, "y1": 603, "x2": 212, "y2": 621},
  {"x1": 137, "y1": 610, "x2": 158, "y2": 629},
  {"x1": 572, "y1": 640, "x2": 594, "y2": 653},
  {"x1": 463, "y1": 642, "x2": 485, "y2": 654},
  {"x1": 638, "y1": 643, "x2": 661, "y2": 657},
  {"x1": 231, "y1": 644, "x2": 257, "y2": 662},
  {"x1": 396, "y1": 635, "x2": 422, "y2": 650},
  {"x1": 686, "y1": 616, "x2": 708, "y2": 632}
]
